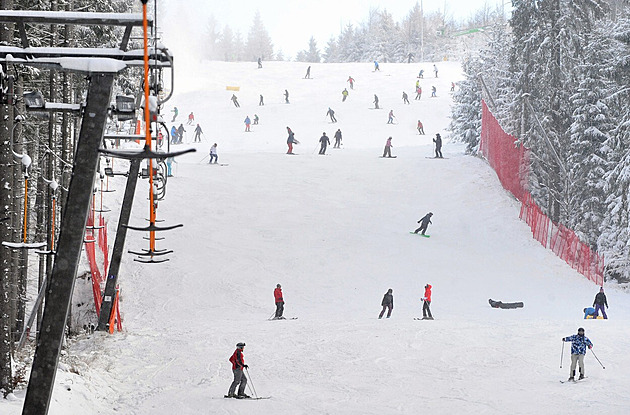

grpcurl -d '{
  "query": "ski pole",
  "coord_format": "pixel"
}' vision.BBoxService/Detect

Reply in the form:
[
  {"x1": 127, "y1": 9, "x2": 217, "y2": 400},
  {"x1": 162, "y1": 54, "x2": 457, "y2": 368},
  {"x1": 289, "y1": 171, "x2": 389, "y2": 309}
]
[
  {"x1": 199, "y1": 154, "x2": 209, "y2": 163},
  {"x1": 589, "y1": 348, "x2": 605, "y2": 369},
  {"x1": 269, "y1": 311, "x2": 276, "y2": 320},
  {"x1": 560, "y1": 341, "x2": 564, "y2": 368},
  {"x1": 245, "y1": 367, "x2": 259, "y2": 398}
]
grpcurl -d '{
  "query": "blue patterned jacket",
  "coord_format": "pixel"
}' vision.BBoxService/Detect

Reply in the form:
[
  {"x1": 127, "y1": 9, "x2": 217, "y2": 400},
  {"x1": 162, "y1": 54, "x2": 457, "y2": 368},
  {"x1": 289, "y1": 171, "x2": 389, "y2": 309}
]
[{"x1": 563, "y1": 334, "x2": 593, "y2": 355}]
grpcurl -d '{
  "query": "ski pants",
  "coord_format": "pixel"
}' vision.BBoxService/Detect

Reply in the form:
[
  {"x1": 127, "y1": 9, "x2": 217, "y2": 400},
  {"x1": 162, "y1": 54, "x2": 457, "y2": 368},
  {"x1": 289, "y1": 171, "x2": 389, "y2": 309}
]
[
  {"x1": 570, "y1": 354, "x2": 585, "y2": 377},
  {"x1": 379, "y1": 305, "x2": 393, "y2": 319},
  {"x1": 334, "y1": 138, "x2": 341, "y2": 148},
  {"x1": 287, "y1": 142, "x2": 293, "y2": 154},
  {"x1": 435, "y1": 147, "x2": 443, "y2": 158},
  {"x1": 209, "y1": 154, "x2": 218, "y2": 164},
  {"x1": 423, "y1": 301, "x2": 433, "y2": 319},
  {"x1": 319, "y1": 144, "x2": 328, "y2": 155},
  {"x1": 228, "y1": 369, "x2": 247, "y2": 396},
  {"x1": 414, "y1": 224, "x2": 428, "y2": 235},
  {"x1": 275, "y1": 301, "x2": 284, "y2": 318},
  {"x1": 594, "y1": 304, "x2": 607, "y2": 319},
  {"x1": 383, "y1": 146, "x2": 391, "y2": 157}
]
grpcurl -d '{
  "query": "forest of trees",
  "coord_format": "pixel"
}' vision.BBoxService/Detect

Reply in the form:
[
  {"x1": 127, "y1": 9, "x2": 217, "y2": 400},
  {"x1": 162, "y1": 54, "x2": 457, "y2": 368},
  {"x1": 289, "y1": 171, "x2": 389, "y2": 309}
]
[{"x1": 450, "y1": 0, "x2": 630, "y2": 282}]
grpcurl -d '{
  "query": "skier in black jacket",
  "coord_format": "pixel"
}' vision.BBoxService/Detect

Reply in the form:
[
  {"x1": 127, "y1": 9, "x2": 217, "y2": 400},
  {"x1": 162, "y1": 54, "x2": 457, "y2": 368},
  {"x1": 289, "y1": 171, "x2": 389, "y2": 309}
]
[
  {"x1": 379, "y1": 289, "x2": 394, "y2": 319},
  {"x1": 414, "y1": 213, "x2": 433, "y2": 235},
  {"x1": 433, "y1": 133, "x2": 443, "y2": 158},
  {"x1": 333, "y1": 129, "x2": 342, "y2": 148},
  {"x1": 319, "y1": 132, "x2": 330, "y2": 155},
  {"x1": 593, "y1": 287, "x2": 608, "y2": 319}
]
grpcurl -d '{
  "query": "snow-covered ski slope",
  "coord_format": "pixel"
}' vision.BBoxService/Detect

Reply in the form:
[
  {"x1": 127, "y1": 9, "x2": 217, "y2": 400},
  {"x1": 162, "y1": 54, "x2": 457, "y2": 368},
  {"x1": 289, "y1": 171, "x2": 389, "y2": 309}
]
[{"x1": 5, "y1": 60, "x2": 630, "y2": 415}]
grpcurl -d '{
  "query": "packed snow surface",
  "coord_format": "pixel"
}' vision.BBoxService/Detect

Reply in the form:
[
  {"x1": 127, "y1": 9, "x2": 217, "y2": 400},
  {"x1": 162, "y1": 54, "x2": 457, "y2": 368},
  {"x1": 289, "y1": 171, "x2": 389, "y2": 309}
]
[{"x1": 4, "y1": 60, "x2": 630, "y2": 415}]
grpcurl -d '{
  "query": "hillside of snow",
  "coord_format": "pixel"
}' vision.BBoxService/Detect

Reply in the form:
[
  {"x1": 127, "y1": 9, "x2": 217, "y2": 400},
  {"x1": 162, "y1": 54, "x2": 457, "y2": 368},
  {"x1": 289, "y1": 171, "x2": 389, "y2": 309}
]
[{"x1": 3, "y1": 60, "x2": 630, "y2": 415}]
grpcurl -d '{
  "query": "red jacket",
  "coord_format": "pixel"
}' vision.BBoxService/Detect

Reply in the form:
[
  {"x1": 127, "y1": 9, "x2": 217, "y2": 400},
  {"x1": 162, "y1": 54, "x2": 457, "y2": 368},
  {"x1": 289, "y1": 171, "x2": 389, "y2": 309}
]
[
  {"x1": 274, "y1": 288, "x2": 284, "y2": 303},
  {"x1": 423, "y1": 285, "x2": 432, "y2": 302},
  {"x1": 229, "y1": 348, "x2": 245, "y2": 370}
]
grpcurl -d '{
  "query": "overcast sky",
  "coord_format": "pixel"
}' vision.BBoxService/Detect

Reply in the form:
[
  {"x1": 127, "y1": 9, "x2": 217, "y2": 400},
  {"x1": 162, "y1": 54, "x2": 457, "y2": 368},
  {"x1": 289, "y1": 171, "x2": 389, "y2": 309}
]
[{"x1": 161, "y1": 0, "x2": 510, "y2": 58}]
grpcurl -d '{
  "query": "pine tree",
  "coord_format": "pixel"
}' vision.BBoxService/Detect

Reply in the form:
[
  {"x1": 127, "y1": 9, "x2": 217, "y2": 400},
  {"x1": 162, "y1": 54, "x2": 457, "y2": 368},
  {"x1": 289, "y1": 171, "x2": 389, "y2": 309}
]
[{"x1": 245, "y1": 10, "x2": 274, "y2": 61}]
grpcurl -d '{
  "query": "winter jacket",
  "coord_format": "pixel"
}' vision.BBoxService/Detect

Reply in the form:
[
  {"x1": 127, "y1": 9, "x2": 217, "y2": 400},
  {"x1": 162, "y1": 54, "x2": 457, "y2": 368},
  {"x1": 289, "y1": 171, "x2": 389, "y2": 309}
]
[
  {"x1": 583, "y1": 307, "x2": 596, "y2": 319},
  {"x1": 274, "y1": 287, "x2": 284, "y2": 304},
  {"x1": 433, "y1": 135, "x2": 442, "y2": 149},
  {"x1": 563, "y1": 334, "x2": 593, "y2": 355},
  {"x1": 244, "y1": 117, "x2": 251, "y2": 125},
  {"x1": 210, "y1": 145, "x2": 217, "y2": 155},
  {"x1": 385, "y1": 138, "x2": 392, "y2": 148},
  {"x1": 334, "y1": 130, "x2": 342, "y2": 140},
  {"x1": 423, "y1": 285, "x2": 432, "y2": 302},
  {"x1": 418, "y1": 214, "x2": 432, "y2": 226},
  {"x1": 287, "y1": 131, "x2": 297, "y2": 144},
  {"x1": 320, "y1": 135, "x2": 330, "y2": 145},
  {"x1": 593, "y1": 292, "x2": 608, "y2": 307},
  {"x1": 229, "y1": 348, "x2": 245, "y2": 370},
  {"x1": 381, "y1": 292, "x2": 393, "y2": 307}
]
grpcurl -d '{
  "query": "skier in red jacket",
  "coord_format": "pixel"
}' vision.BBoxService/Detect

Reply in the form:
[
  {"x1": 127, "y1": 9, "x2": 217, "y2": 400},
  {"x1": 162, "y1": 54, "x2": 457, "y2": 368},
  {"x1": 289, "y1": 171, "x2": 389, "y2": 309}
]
[
  {"x1": 273, "y1": 284, "x2": 285, "y2": 320},
  {"x1": 226, "y1": 342, "x2": 249, "y2": 398},
  {"x1": 421, "y1": 284, "x2": 433, "y2": 320}
]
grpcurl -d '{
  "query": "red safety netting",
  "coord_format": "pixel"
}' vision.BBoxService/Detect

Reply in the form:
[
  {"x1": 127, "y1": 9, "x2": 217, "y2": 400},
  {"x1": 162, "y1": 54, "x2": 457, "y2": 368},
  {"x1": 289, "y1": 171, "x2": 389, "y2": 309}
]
[
  {"x1": 85, "y1": 208, "x2": 109, "y2": 317},
  {"x1": 481, "y1": 100, "x2": 604, "y2": 285}
]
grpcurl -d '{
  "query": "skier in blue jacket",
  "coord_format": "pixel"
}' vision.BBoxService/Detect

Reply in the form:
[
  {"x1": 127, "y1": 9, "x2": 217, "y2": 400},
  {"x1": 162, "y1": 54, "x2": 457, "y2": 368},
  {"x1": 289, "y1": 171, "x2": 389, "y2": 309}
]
[{"x1": 562, "y1": 327, "x2": 593, "y2": 381}]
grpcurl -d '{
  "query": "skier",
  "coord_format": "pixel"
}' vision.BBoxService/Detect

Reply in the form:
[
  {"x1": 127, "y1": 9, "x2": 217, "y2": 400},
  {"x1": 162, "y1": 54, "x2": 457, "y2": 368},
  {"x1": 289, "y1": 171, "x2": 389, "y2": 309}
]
[
  {"x1": 187, "y1": 111, "x2": 194, "y2": 125},
  {"x1": 379, "y1": 288, "x2": 394, "y2": 319},
  {"x1": 170, "y1": 125, "x2": 178, "y2": 144},
  {"x1": 418, "y1": 69, "x2": 424, "y2": 78},
  {"x1": 416, "y1": 79, "x2": 420, "y2": 90},
  {"x1": 273, "y1": 284, "x2": 285, "y2": 320},
  {"x1": 387, "y1": 110, "x2": 395, "y2": 124},
  {"x1": 305, "y1": 65, "x2": 311, "y2": 79},
  {"x1": 226, "y1": 342, "x2": 249, "y2": 398},
  {"x1": 562, "y1": 327, "x2": 593, "y2": 381},
  {"x1": 257, "y1": 57, "x2": 262, "y2": 68},
  {"x1": 231, "y1": 94, "x2": 240, "y2": 108},
  {"x1": 451, "y1": 82, "x2": 455, "y2": 92},
  {"x1": 415, "y1": 86, "x2": 422, "y2": 100},
  {"x1": 342, "y1": 88, "x2": 349, "y2": 102},
  {"x1": 209, "y1": 143, "x2": 218, "y2": 164},
  {"x1": 347, "y1": 76, "x2": 355, "y2": 89},
  {"x1": 244, "y1": 115, "x2": 251, "y2": 132},
  {"x1": 382, "y1": 136, "x2": 393, "y2": 158},
  {"x1": 417, "y1": 120, "x2": 425, "y2": 135},
  {"x1": 319, "y1": 132, "x2": 330, "y2": 155},
  {"x1": 326, "y1": 107, "x2": 337, "y2": 123},
  {"x1": 253, "y1": 114, "x2": 259, "y2": 125},
  {"x1": 333, "y1": 129, "x2": 342, "y2": 148},
  {"x1": 177, "y1": 124, "x2": 186, "y2": 144},
  {"x1": 402, "y1": 91, "x2": 410, "y2": 104},
  {"x1": 286, "y1": 127, "x2": 299, "y2": 154},
  {"x1": 431, "y1": 86, "x2": 437, "y2": 97},
  {"x1": 374, "y1": 60, "x2": 380, "y2": 71},
  {"x1": 259, "y1": 94, "x2": 264, "y2": 106},
  {"x1": 433, "y1": 133, "x2": 443, "y2": 158},
  {"x1": 433, "y1": 64, "x2": 438, "y2": 78},
  {"x1": 193, "y1": 123, "x2": 203, "y2": 143},
  {"x1": 414, "y1": 212, "x2": 433, "y2": 235},
  {"x1": 373, "y1": 94, "x2": 380, "y2": 109},
  {"x1": 284, "y1": 89, "x2": 290, "y2": 104},
  {"x1": 421, "y1": 284, "x2": 433, "y2": 320},
  {"x1": 166, "y1": 156, "x2": 177, "y2": 177},
  {"x1": 583, "y1": 307, "x2": 597, "y2": 319},
  {"x1": 593, "y1": 287, "x2": 608, "y2": 319},
  {"x1": 171, "y1": 106, "x2": 178, "y2": 122}
]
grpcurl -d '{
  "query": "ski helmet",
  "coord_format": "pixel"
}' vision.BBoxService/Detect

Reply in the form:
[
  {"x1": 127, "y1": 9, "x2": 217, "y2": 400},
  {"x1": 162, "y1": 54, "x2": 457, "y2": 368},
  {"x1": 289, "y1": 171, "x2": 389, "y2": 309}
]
[
  {"x1": 277, "y1": 284, "x2": 281, "y2": 288},
  {"x1": 236, "y1": 342, "x2": 246, "y2": 348},
  {"x1": 577, "y1": 328, "x2": 585, "y2": 334}
]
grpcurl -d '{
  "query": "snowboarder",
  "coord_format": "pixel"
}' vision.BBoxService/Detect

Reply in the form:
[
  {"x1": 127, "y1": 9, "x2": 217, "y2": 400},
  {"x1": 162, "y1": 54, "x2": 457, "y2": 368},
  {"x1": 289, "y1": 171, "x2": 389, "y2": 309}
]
[
  {"x1": 244, "y1": 115, "x2": 251, "y2": 132},
  {"x1": 227, "y1": 343, "x2": 249, "y2": 398},
  {"x1": 209, "y1": 143, "x2": 218, "y2": 164},
  {"x1": 171, "y1": 106, "x2": 178, "y2": 122},
  {"x1": 347, "y1": 76, "x2": 355, "y2": 89},
  {"x1": 273, "y1": 284, "x2": 285, "y2": 319},
  {"x1": 418, "y1": 69, "x2": 424, "y2": 78},
  {"x1": 253, "y1": 114, "x2": 259, "y2": 125},
  {"x1": 187, "y1": 111, "x2": 194, "y2": 125},
  {"x1": 193, "y1": 124, "x2": 203, "y2": 143},
  {"x1": 373, "y1": 94, "x2": 380, "y2": 109},
  {"x1": 170, "y1": 125, "x2": 178, "y2": 144},
  {"x1": 402, "y1": 91, "x2": 410, "y2": 104},
  {"x1": 342, "y1": 88, "x2": 349, "y2": 102},
  {"x1": 231, "y1": 94, "x2": 240, "y2": 108},
  {"x1": 259, "y1": 94, "x2": 264, "y2": 106},
  {"x1": 451, "y1": 82, "x2": 455, "y2": 92},
  {"x1": 562, "y1": 327, "x2": 593, "y2": 381},
  {"x1": 421, "y1": 284, "x2": 433, "y2": 320},
  {"x1": 431, "y1": 86, "x2": 437, "y2": 97},
  {"x1": 284, "y1": 89, "x2": 290, "y2": 104},
  {"x1": 417, "y1": 120, "x2": 425, "y2": 135},
  {"x1": 319, "y1": 132, "x2": 330, "y2": 155},
  {"x1": 374, "y1": 60, "x2": 380, "y2": 71},
  {"x1": 333, "y1": 129, "x2": 342, "y2": 148},
  {"x1": 387, "y1": 110, "x2": 395, "y2": 124},
  {"x1": 379, "y1": 289, "x2": 394, "y2": 319},
  {"x1": 593, "y1": 287, "x2": 608, "y2": 319},
  {"x1": 305, "y1": 66, "x2": 311, "y2": 79},
  {"x1": 257, "y1": 57, "x2": 262, "y2": 68},
  {"x1": 415, "y1": 86, "x2": 422, "y2": 100},
  {"x1": 177, "y1": 124, "x2": 186, "y2": 144},
  {"x1": 414, "y1": 212, "x2": 433, "y2": 235},
  {"x1": 286, "y1": 127, "x2": 299, "y2": 154},
  {"x1": 326, "y1": 107, "x2": 337, "y2": 123},
  {"x1": 583, "y1": 307, "x2": 597, "y2": 319},
  {"x1": 382, "y1": 136, "x2": 394, "y2": 158},
  {"x1": 433, "y1": 133, "x2": 443, "y2": 158},
  {"x1": 433, "y1": 64, "x2": 438, "y2": 78}
]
